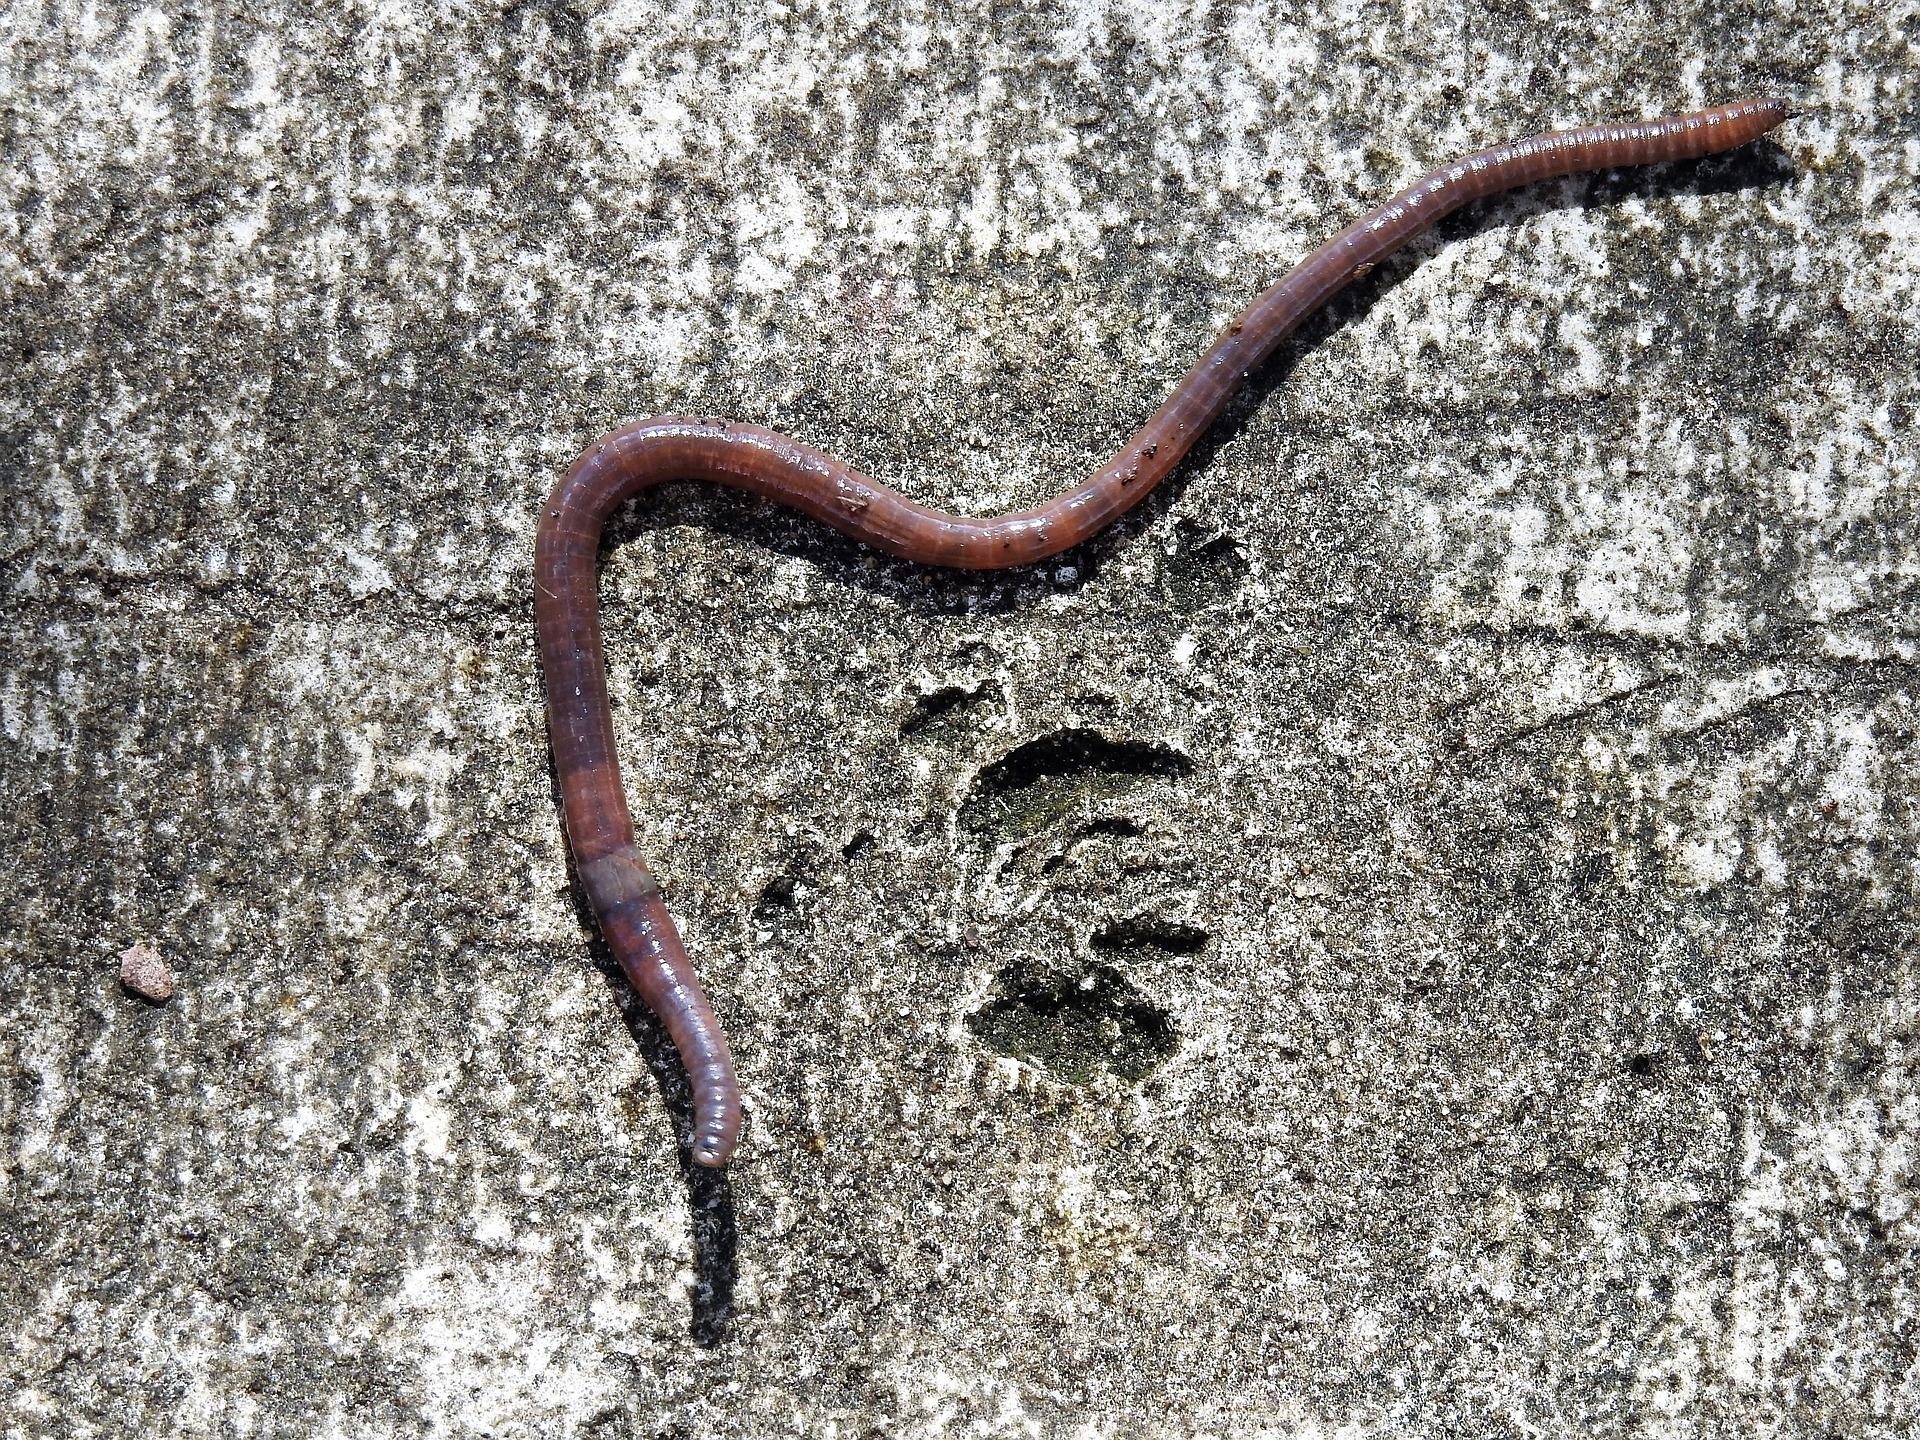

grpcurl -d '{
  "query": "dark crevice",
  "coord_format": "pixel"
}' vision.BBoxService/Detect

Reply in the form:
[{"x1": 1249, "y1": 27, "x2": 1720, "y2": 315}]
[
  {"x1": 901, "y1": 679, "x2": 1002, "y2": 738},
  {"x1": 753, "y1": 871, "x2": 811, "y2": 932},
  {"x1": 958, "y1": 728, "x2": 1192, "y2": 841},
  {"x1": 1092, "y1": 915, "x2": 1210, "y2": 956}
]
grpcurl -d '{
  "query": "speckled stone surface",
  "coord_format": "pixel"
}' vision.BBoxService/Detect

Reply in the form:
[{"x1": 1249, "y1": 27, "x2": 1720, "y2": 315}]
[{"x1": 3, "y1": 2, "x2": 1916, "y2": 1435}]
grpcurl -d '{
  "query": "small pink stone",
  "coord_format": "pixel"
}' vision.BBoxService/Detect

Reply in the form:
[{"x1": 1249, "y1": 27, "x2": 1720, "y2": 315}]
[{"x1": 119, "y1": 943, "x2": 175, "y2": 1004}]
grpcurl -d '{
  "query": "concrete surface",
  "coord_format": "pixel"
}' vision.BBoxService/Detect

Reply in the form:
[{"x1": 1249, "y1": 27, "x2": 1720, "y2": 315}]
[{"x1": 2, "y1": 0, "x2": 1916, "y2": 1435}]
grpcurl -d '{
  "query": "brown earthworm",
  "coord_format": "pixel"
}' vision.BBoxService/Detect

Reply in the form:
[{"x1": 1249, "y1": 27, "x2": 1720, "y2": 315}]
[{"x1": 535, "y1": 96, "x2": 1787, "y2": 1167}]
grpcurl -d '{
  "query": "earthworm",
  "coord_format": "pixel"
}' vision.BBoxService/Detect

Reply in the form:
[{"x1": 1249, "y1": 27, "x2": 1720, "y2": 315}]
[{"x1": 535, "y1": 96, "x2": 1788, "y2": 1167}]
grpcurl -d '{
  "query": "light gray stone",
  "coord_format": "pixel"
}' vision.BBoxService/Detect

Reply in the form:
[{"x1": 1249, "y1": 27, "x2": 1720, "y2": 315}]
[{"x1": 117, "y1": 941, "x2": 175, "y2": 1003}]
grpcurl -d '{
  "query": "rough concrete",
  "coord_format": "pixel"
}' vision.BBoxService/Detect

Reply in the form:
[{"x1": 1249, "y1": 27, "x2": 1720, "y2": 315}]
[{"x1": 2, "y1": 1, "x2": 1916, "y2": 1435}]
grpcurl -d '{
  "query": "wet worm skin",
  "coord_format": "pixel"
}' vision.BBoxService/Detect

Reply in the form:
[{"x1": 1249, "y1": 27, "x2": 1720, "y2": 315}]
[{"x1": 535, "y1": 97, "x2": 1787, "y2": 1167}]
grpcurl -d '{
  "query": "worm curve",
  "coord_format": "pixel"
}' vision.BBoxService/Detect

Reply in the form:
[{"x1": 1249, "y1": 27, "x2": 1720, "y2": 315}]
[{"x1": 536, "y1": 97, "x2": 1787, "y2": 1167}]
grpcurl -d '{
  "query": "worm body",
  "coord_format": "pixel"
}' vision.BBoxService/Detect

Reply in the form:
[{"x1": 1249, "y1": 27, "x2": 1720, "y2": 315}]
[{"x1": 535, "y1": 97, "x2": 1787, "y2": 1167}]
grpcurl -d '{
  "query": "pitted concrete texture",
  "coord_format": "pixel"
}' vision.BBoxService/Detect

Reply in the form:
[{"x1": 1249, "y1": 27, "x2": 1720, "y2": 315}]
[{"x1": 3, "y1": 1, "x2": 1916, "y2": 1436}]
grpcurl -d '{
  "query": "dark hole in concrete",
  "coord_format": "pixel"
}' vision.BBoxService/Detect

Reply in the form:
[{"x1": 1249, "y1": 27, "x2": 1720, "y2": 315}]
[
  {"x1": 958, "y1": 728, "x2": 1191, "y2": 841},
  {"x1": 1092, "y1": 915, "x2": 1210, "y2": 955},
  {"x1": 967, "y1": 961, "x2": 1176, "y2": 1085},
  {"x1": 901, "y1": 679, "x2": 1001, "y2": 738},
  {"x1": 754, "y1": 873, "x2": 810, "y2": 931}
]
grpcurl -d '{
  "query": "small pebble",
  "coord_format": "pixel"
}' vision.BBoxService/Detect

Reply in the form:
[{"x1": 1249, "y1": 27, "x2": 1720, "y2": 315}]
[{"x1": 119, "y1": 943, "x2": 175, "y2": 1004}]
